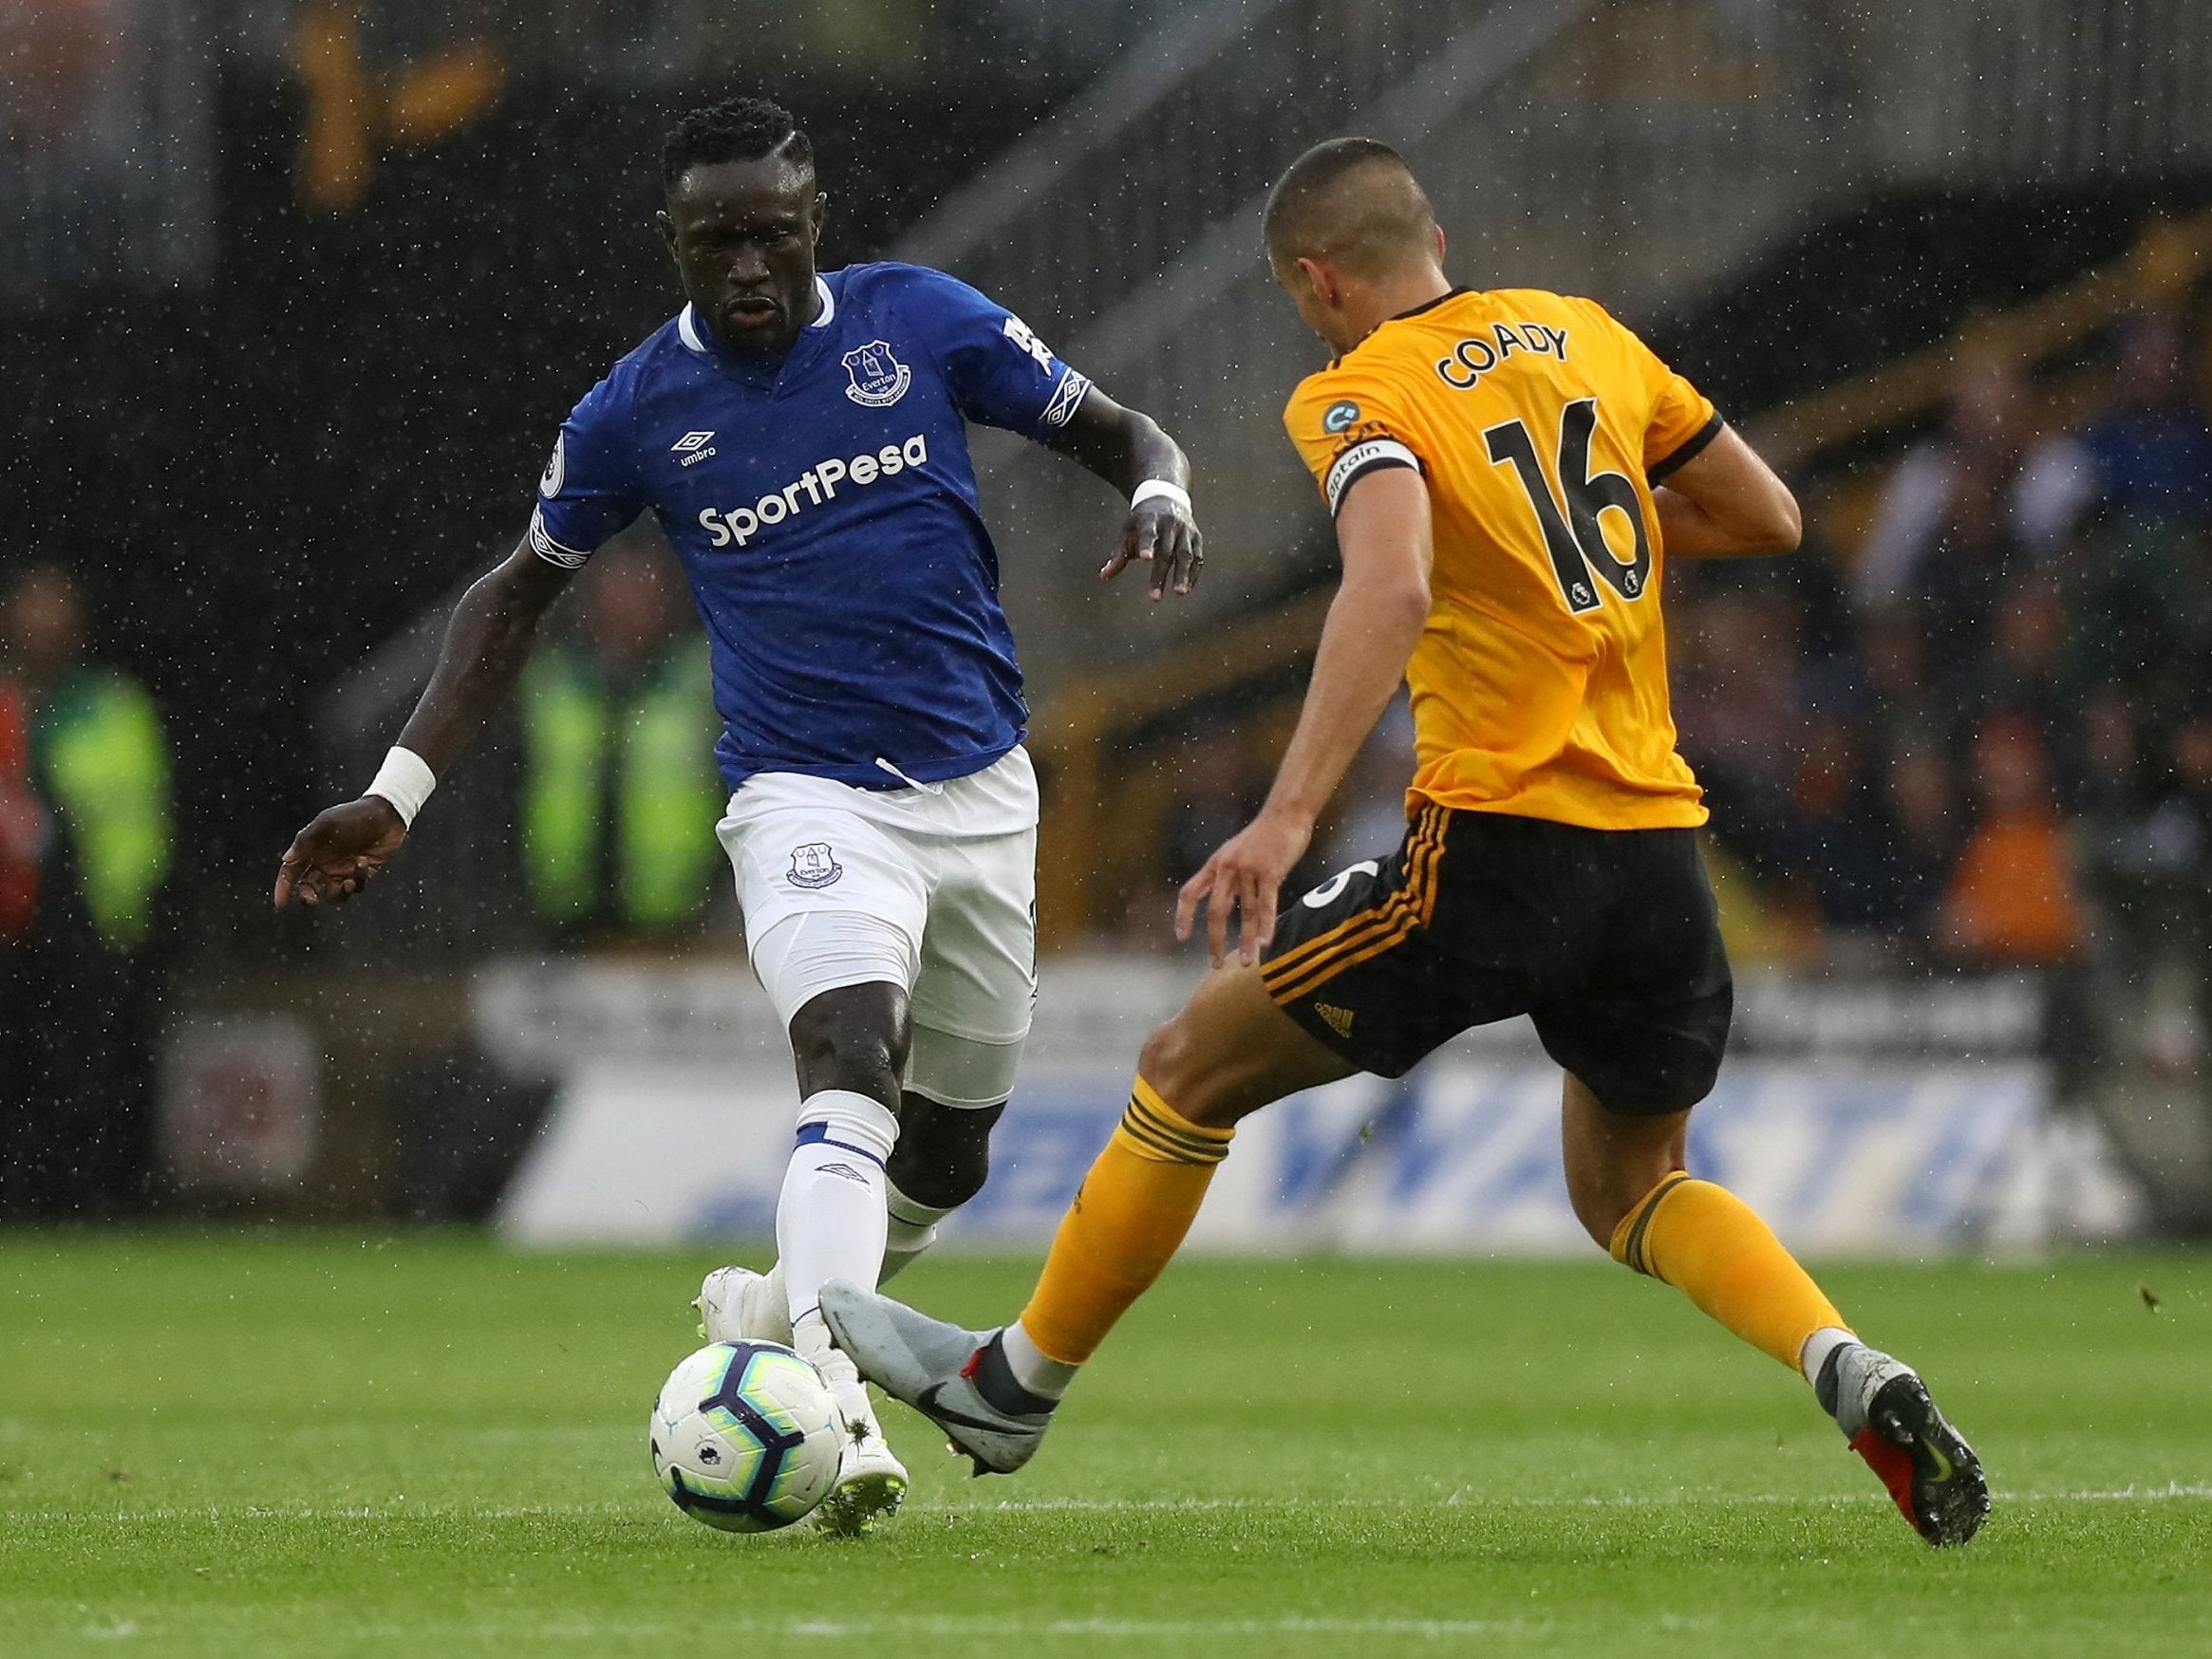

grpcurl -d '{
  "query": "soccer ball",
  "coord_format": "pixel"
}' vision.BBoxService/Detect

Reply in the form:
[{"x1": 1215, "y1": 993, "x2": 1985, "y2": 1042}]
[{"x1": 649, "y1": 1340, "x2": 844, "y2": 1532}]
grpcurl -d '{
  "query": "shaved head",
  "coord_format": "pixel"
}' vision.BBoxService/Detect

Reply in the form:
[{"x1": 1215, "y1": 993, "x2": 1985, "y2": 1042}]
[{"x1": 1263, "y1": 138, "x2": 1437, "y2": 280}]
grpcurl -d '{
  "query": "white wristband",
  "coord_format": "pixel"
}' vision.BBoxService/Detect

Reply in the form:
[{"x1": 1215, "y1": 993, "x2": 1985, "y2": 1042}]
[
  {"x1": 1131, "y1": 478, "x2": 1191, "y2": 514},
  {"x1": 366, "y1": 746, "x2": 436, "y2": 829}
]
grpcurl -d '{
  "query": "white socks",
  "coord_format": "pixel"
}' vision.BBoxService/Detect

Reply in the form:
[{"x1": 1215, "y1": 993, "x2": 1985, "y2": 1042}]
[
  {"x1": 883, "y1": 1183, "x2": 952, "y2": 1284},
  {"x1": 778, "y1": 1090, "x2": 900, "y2": 1343},
  {"x1": 1002, "y1": 1319, "x2": 1081, "y2": 1402},
  {"x1": 1799, "y1": 1325, "x2": 1857, "y2": 1388}
]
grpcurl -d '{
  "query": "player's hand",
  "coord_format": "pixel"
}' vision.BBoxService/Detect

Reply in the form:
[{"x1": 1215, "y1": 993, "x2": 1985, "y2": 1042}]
[
  {"x1": 1176, "y1": 809, "x2": 1312, "y2": 968},
  {"x1": 1101, "y1": 497, "x2": 1203, "y2": 601},
  {"x1": 273, "y1": 796, "x2": 407, "y2": 910}
]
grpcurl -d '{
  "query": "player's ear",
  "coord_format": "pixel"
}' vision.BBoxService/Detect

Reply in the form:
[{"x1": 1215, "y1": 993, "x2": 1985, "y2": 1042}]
[
  {"x1": 1433, "y1": 223, "x2": 1448, "y2": 267},
  {"x1": 809, "y1": 192, "x2": 829, "y2": 246},
  {"x1": 653, "y1": 208, "x2": 678, "y2": 259},
  {"x1": 1295, "y1": 255, "x2": 1337, "y2": 308}
]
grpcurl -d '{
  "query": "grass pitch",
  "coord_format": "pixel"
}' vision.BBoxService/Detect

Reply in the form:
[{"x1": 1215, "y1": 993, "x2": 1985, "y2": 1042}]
[{"x1": 2, "y1": 1235, "x2": 2207, "y2": 1656}]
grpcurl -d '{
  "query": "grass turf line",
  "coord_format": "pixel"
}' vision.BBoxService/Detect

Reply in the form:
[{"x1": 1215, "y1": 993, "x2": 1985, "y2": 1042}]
[{"x1": 0, "y1": 1235, "x2": 2206, "y2": 1656}]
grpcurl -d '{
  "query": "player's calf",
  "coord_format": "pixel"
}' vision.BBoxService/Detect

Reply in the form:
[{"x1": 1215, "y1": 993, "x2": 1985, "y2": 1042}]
[{"x1": 883, "y1": 1090, "x2": 1004, "y2": 1280}]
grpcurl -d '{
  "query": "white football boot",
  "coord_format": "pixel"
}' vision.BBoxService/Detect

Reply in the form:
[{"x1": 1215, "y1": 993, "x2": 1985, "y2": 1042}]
[
  {"x1": 693, "y1": 1264, "x2": 794, "y2": 1348},
  {"x1": 796, "y1": 1318, "x2": 909, "y2": 1536}
]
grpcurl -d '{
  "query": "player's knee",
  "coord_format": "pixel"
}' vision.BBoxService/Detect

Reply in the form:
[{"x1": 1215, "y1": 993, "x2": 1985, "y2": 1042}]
[
  {"x1": 1567, "y1": 1180, "x2": 1631, "y2": 1252},
  {"x1": 1135, "y1": 1015, "x2": 1243, "y2": 1129},
  {"x1": 1565, "y1": 1151, "x2": 1685, "y2": 1253},
  {"x1": 886, "y1": 1099, "x2": 999, "y2": 1210},
  {"x1": 790, "y1": 1012, "x2": 909, "y2": 1104},
  {"x1": 1136, "y1": 1016, "x2": 1199, "y2": 1107}
]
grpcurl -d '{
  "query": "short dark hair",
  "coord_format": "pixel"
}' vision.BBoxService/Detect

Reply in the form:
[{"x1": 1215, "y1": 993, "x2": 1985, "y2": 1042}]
[
  {"x1": 662, "y1": 97, "x2": 813, "y2": 188},
  {"x1": 1263, "y1": 137, "x2": 1434, "y2": 277}
]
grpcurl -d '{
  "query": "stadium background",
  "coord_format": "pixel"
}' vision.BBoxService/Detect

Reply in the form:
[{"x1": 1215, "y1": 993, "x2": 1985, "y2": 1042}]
[{"x1": 4, "y1": 0, "x2": 2211, "y2": 1254}]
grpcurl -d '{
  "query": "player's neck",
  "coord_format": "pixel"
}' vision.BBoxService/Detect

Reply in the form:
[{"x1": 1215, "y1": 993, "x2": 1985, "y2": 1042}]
[
  {"x1": 1340, "y1": 267, "x2": 1452, "y2": 352},
  {"x1": 701, "y1": 277, "x2": 825, "y2": 363}
]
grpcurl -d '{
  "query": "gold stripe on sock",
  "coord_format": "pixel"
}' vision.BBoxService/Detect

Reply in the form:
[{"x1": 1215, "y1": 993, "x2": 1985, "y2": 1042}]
[
  {"x1": 1123, "y1": 1102, "x2": 1228, "y2": 1160},
  {"x1": 1128, "y1": 1080, "x2": 1234, "y2": 1147},
  {"x1": 1122, "y1": 1081, "x2": 1232, "y2": 1165},
  {"x1": 1117, "y1": 1106, "x2": 1229, "y2": 1165},
  {"x1": 1612, "y1": 1170, "x2": 1693, "y2": 1277}
]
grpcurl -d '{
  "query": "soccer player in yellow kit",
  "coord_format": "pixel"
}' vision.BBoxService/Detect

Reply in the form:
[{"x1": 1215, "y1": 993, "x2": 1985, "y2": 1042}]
[{"x1": 824, "y1": 139, "x2": 1989, "y2": 1546}]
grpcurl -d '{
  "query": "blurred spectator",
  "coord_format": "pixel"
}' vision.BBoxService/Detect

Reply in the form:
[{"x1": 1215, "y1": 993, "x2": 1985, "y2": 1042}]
[
  {"x1": 2150, "y1": 706, "x2": 2212, "y2": 1055},
  {"x1": 516, "y1": 545, "x2": 722, "y2": 941},
  {"x1": 2029, "y1": 311, "x2": 2212, "y2": 539},
  {"x1": 1940, "y1": 717, "x2": 2085, "y2": 967},
  {"x1": 1851, "y1": 350, "x2": 2038, "y2": 614},
  {"x1": 1673, "y1": 577, "x2": 1810, "y2": 882},
  {"x1": 0, "y1": 563, "x2": 172, "y2": 1217},
  {"x1": 1877, "y1": 737, "x2": 1961, "y2": 947},
  {"x1": 2075, "y1": 691, "x2": 2172, "y2": 1017},
  {"x1": 1791, "y1": 710, "x2": 1890, "y2": 933},
  {"x1": 1856, "y1": 606, "x2": 1929, "y2": 734},
  {"x1": 1954, "y1": 581, "x2": 2086, "y2": 807}
]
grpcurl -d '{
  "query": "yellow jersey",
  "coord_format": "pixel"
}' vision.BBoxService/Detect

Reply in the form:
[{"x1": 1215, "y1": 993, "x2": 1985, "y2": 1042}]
[{"x1": 1284, "y1": 287, "x2": 1722, "y2": 830}]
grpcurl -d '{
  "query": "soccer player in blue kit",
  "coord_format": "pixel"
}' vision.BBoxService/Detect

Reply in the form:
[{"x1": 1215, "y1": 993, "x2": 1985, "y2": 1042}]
[{"x1": 273, "y1": 98, "x2": 1203, "y2": 1534}]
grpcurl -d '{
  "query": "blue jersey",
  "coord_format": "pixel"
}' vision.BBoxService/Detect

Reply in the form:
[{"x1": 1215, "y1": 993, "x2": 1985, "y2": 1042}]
[{"x1": 530, "y1": 262, "x2": 1094, "y2": 792}]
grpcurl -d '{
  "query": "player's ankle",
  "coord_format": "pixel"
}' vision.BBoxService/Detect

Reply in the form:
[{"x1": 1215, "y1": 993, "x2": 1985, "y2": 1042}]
[
  {"x1": 1003, "y1": 1319, "x2": 1080, "y2": 1400},
  {"x1": 881, "y1": 1188, "x2": 952, "y2": 1285},
  {"x1": 1799, "y1": 1326, "x2": 1857, "y2": 1391},
  {"x1": 980, "y1": 1321, "x2": 1077, "y2": 1414}
]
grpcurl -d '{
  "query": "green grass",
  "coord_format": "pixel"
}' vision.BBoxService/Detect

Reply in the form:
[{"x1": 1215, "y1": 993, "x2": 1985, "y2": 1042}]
[{"x1": 1, "y1": 1235, "x2": 2207, "y2": 1656}]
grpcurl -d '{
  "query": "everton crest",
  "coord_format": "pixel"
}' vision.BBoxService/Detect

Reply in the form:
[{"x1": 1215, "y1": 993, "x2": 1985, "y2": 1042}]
[
  {"x1": 842, "y1": 340, "x2": 910, "y2": 408},
  {"x1": 787, "y1": 842, "x2": 844, "y2": 889}
]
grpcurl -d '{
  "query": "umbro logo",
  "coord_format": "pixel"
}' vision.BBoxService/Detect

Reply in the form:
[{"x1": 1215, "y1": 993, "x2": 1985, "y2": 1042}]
[
  {"x1": 672, "y1": 430, "x2": 718, "y2": 466},
  {"x1": 817, "y1": 1162, "x2": 869, "y2": 1184}
]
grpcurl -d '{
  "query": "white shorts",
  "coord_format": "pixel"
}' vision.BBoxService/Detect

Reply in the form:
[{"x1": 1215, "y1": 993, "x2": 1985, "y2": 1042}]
[{"x1": 719, "y1": 747, "x2": 1039, "y2": 1063}]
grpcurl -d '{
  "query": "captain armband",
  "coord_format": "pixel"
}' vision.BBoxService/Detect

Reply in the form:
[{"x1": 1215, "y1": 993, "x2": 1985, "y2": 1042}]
[{"x1": 1323, "y1": 438, "x2": 1422, "y2": 514}]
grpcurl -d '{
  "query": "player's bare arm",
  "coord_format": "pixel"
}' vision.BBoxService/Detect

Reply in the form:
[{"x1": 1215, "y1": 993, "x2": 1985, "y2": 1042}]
[
  {"x1": 1652, "y1": 424, "x2": 1801, "y2": 558},
  {"x1": 273, "y1": 540, "x2": 573, "y2": 909},
  {"x1": 1048, "y1": 387, "x2": 1203, "y2": 600},
  {"x1": 1178, "y1": 464, "x2": 1433, "y2": 966}
]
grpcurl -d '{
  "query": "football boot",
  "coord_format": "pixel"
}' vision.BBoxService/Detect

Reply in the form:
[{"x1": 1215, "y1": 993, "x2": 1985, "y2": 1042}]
[
  {"x1": 819, "y1": 1279, "x2": 1054, "y2": 1477},
  {"x1": 1817, "y1": 1341, "x2": 1990, "y2": 1546}
]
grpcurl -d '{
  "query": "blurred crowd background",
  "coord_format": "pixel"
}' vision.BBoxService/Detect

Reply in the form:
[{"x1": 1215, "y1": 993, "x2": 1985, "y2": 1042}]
[{"x1": 7, "y1": 0, "x2": 2212, "y2": 1225}]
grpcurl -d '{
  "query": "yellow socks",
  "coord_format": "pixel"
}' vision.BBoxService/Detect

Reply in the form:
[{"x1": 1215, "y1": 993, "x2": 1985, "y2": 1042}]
[
  {"x1": 1017, "y1": 1101, "x2": 1840, "y2": 1380},
  {"x1": 1017, "y1": 1079, "x2": 1233, "y2": 1367},
  {"x1": 1610, "y1": 1172, "x2": 1846, "y2": 1370}
]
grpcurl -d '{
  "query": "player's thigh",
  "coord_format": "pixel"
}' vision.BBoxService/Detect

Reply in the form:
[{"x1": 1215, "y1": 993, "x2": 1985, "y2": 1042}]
[
  {"x1": 1560, "y1": 1071, "x2": 1690, "y2": 1246},
  {"x1": 1137, "y1": 964, "x2": 1355, "y2": 1128},
  {"x1": 895, "y1": 828, "x2": 1031, "y2": 1184},
  {"x1": 908, "y1": 821, "x2": 1037, "y2": 1069},
  {"x1": 719, "y1": 792, "x2": 930, "y2": 1029},
  {"x1": 1529, "y1": 828, "x2": 1733, "y2": 1118}
]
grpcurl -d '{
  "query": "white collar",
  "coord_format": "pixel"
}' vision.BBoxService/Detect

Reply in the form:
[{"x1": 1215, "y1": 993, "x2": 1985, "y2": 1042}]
[{"x1": 677, "y1": 275, "x2": 834, "y2": 355}]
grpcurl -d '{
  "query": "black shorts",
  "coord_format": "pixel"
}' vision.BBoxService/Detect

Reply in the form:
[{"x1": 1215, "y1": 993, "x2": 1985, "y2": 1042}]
[{"x1": 1260, "y1": 805, "x2": 1733, "y2": 1114}]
